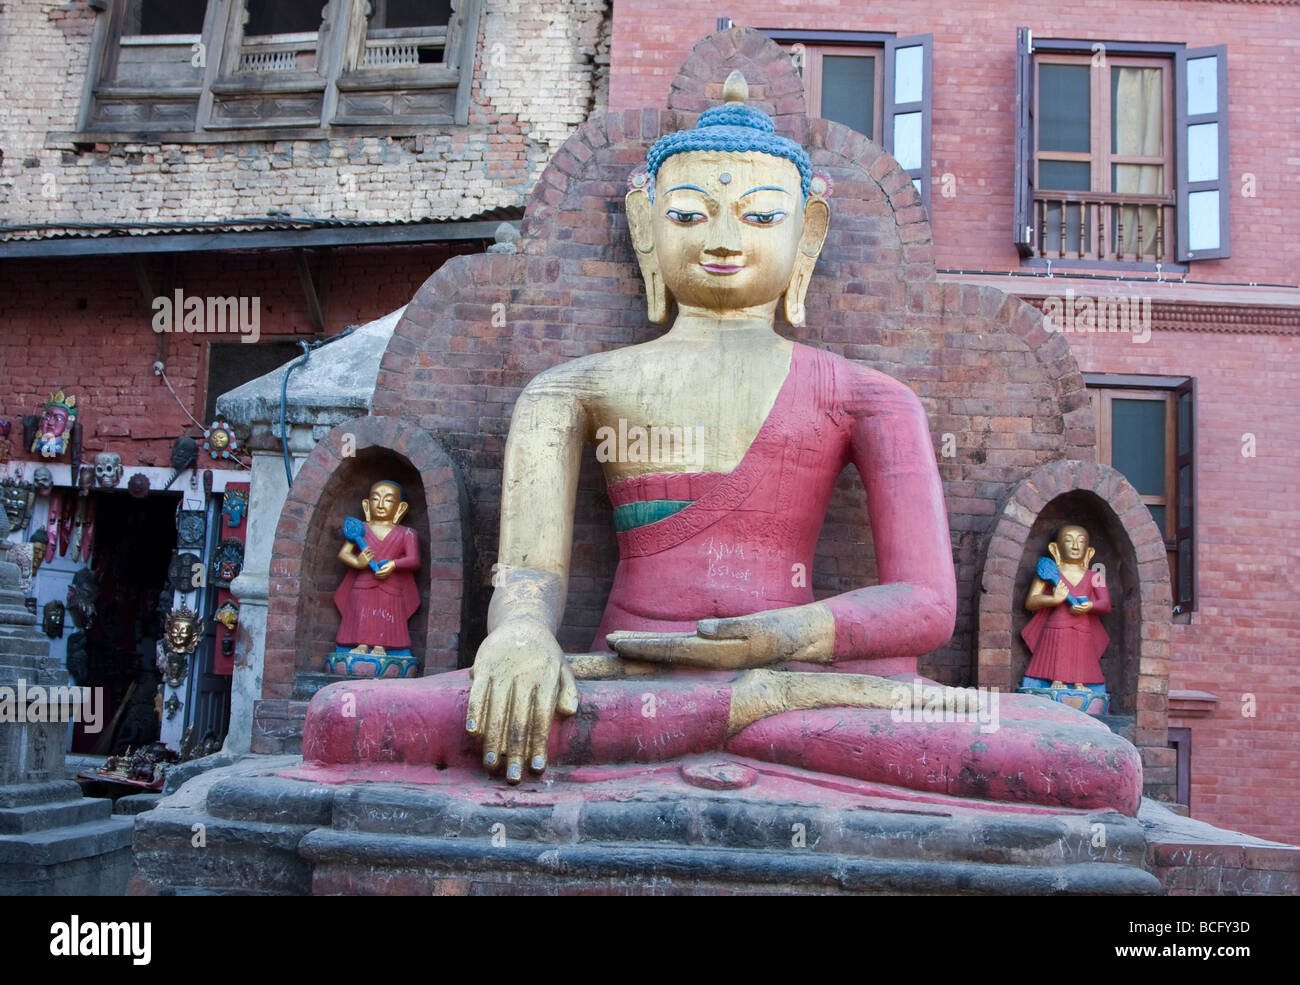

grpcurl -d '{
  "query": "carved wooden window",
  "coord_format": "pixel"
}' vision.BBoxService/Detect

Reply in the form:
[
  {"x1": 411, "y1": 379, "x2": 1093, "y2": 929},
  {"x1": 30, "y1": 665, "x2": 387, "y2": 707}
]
[
  {"x1": 1014, "y1": 30, "x2": 1230, "y2": 265},
  {"x1": 336, "y1": 0, "x2": 479, "y2": 126},
  {"x1": 763, "y1": 31, "x2": 933, "y2": 214},
  {"x1": 1087, "y1": 376, "x2": 1196, "y2": 612},
  {"x1": 81, "y1": 0, "x2": 213, "y2": 132},
  {"x1": 77, "y1": 0, "x2": 483, "y2": 138}
]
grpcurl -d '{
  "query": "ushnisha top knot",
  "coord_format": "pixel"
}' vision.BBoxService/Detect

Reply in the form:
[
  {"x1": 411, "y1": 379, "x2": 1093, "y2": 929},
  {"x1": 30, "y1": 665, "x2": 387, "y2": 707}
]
[{"x1": 645, "y1": 70, "x2": 813, "y2": 199}]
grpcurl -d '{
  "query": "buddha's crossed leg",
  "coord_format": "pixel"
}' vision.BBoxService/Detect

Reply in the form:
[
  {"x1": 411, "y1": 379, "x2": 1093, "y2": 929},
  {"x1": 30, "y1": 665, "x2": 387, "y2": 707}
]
[{"x1": 302, "y1": 667, "x2": 1141, "y2": 814}]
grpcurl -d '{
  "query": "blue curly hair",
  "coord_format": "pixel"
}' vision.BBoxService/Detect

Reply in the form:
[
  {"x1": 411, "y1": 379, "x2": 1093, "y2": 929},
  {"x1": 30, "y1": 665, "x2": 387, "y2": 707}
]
[{"x1": 645, "y1": 73, "x2": 812, "y2": 200}]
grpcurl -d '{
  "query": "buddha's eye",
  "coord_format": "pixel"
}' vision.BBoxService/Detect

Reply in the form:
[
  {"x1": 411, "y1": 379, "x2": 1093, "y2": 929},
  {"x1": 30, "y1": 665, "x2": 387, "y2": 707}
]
[
  {"x1": 742, "y1": 210, "x2": 787, "y2": 226},
  {"x1": 665, "y1": 209, "x2": 706, "y2": 224}
]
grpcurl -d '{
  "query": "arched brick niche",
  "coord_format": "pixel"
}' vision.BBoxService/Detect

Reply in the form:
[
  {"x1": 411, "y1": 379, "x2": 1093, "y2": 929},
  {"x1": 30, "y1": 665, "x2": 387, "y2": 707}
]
[
  {"x1": 373, "y1": 26, "x2": 1093, "y2": 686},
  {"x1": 263, "y1": 416, "x2": 468, "y2": 702},
  {"x1": 977, "y1": 459, "x2": 1176, "y2": 800}
]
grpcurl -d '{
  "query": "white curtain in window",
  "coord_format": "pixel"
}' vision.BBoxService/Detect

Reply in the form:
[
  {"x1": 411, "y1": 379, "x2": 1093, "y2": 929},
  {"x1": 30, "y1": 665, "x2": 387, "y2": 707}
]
[{"x1": 1112, "y1": 67, "x2": 1163, "y2": 259}]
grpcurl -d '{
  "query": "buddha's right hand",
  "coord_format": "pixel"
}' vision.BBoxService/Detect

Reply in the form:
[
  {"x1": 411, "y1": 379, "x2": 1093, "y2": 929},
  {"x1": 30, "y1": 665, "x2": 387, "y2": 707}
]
[{"x1": 466, "y1": 618, "x2": 580, "y2": 784}]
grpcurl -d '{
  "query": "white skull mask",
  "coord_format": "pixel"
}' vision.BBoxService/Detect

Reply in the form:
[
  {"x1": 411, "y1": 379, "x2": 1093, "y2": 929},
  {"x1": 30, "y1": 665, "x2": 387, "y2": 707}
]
[{"x1": 94, "y1": 452, "x2": 123, "y2": 488}]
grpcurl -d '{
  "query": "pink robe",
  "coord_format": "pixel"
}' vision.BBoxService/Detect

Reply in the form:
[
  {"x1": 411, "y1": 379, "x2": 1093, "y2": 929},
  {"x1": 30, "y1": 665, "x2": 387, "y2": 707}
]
[
  {"x1": 594, "y1": 342, "x2": 956, "y2": 674},
  {"x1": 1021, "y1": 569, "x2": 1111, "y2": 684},
  {"x1": 334, "y1": 525, "x2": 420, "y2": 649}
]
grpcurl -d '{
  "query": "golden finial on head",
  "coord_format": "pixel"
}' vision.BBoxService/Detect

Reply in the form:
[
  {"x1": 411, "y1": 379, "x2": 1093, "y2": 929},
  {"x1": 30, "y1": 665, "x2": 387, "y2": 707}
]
[{"x1": 722, "y1": 70, "x2": 749, "y2": 105}]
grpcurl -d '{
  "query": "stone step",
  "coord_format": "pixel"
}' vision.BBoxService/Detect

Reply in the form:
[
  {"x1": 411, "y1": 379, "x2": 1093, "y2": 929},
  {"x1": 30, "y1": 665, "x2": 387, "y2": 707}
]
[
  {"x1": 297, "y1": 829, "x2": 1163, "y2": 896},
  {"x1": 0, "y1": 780, "x2": 85, "y2": 809},
  {"x1": 0, "y1": 796, "x2": 112, "y2": 834},
  {"x1": 0, "y1": 814, "x2": 134, "y2": 867}
]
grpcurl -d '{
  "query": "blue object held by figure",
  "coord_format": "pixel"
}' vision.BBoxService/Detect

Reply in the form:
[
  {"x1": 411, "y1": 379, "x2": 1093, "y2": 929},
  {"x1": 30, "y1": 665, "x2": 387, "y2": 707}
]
[
  {"x1": 1036, "y1": 556, "x2": 1088, "y2": 607},
  {"x1": 343, "y1": 516, "x2": 384, "y2": 573}
]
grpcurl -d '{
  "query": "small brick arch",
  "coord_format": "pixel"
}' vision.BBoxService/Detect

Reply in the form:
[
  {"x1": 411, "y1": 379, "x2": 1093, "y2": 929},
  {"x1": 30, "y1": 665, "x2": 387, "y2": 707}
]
[
  {"x1": 977, "y1": 459, "x2": 1175, "y2": 800},
  {"x1": 262, "y1": 415, "x2": 468, "y2": 702}
]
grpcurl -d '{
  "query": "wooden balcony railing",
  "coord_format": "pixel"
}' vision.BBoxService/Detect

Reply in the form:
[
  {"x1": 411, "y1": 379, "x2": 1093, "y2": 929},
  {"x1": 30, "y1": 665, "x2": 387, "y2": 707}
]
[
  {"x1": 360, "y1": 27, "x2": 448, "y2": 68},
  {"x1": 1033, "y1": 191, "x2": 1175, "y2": 264},
  {"x1": 237, "y1": 32, "x2": 319, "y2": 74}
]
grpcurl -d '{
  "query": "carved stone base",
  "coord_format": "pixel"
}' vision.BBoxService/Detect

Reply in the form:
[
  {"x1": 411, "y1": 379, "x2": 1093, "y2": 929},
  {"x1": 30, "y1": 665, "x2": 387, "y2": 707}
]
[{"x1": 130, "y1": 755, "x2": 1171, "y2": 896}]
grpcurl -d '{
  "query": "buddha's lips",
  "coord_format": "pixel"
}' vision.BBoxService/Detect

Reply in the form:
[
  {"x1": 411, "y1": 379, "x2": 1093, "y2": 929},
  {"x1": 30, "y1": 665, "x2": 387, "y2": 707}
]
[{"x1": 701, "y1": 262, "x2": 744, "y2": 274}]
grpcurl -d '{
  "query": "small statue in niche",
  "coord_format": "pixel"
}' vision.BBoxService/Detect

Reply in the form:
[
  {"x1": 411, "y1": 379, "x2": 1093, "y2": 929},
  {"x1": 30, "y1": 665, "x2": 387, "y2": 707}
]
[
  {"x1": 31, "y1": 391, "x2": 77, "y2": 459},
  {"x1": 1019, "y1": 523, "x2": 1112, "y2": 716},
  {"x1": 329, "y1": 480, "x2": 421, "y2": 678}
]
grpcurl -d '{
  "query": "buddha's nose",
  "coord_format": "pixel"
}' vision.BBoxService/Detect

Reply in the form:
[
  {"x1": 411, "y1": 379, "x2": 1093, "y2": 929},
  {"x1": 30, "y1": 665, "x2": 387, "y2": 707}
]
[{"x1": 704, "y1": 213, "x2": 743, "y2": 256}]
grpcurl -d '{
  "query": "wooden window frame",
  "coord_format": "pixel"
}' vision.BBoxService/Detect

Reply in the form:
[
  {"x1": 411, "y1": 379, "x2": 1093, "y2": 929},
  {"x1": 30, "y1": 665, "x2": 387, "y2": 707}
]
[
  {"x1": 75, "y1": 0, "x2": 483, "y2": 141},
  {"x1": 790, "y1": 45, "x2": 885, "y2": 145},
  {"x1": 1014, "y1": 30, "x2": 1231, "y2": 267},
  {"x1": 1032, "y1": 52, "x2": 1175, "y2": 264},
  {"x1": 761, "y1": 29, "x2": 933, "y2": 213},
  {"x1": 1168, "y1": 727, "x2": 1192, "y2": 808},
  {"x1": 1086, "y1": 373, "x2": 1196, "y2": 612}
]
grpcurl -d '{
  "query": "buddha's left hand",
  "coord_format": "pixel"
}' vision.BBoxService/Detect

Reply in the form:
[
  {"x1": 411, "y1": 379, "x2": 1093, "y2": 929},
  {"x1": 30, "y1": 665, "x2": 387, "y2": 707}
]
[{"x1": 606, "y1": 603, "x2": 834, "y2": 669}]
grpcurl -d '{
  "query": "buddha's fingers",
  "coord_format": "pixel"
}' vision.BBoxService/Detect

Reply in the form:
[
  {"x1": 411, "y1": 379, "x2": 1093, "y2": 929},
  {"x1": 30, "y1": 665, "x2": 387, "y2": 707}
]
[
  {"x1": 557, "y1": 660, "x2": 580, "y2": 715},
  {"x1": 504, "y1": 685, "x2": 534, "y2": 783},
  {"x1": 483, "y1": 680, "x2": 513, "y2": 774},
  {"x1": 606, "y1": 630, "x2": 750, "y2": 669},
  {"x1": 465, "y1": 671, "x2": 490, "y2": 737},
  {"x1": 726, "y1": 668, "x2": 918, "y2": 736}
]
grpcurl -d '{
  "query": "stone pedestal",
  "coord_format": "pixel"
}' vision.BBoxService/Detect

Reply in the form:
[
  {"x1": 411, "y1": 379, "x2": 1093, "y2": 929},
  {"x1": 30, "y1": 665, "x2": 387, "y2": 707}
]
[
  {"x1": 0, "y1": 559, "x2": 133, "y2": 895},
  {"x1": 131, "y1": 754, "x2": 1166, "y2": 896}
]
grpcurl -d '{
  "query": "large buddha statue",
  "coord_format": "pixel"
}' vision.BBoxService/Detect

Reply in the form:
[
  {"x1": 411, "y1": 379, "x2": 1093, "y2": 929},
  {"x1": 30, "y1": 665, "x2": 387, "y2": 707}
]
[{"x1": 303, "y1": 74, "x2": 1142, "y2": 815}]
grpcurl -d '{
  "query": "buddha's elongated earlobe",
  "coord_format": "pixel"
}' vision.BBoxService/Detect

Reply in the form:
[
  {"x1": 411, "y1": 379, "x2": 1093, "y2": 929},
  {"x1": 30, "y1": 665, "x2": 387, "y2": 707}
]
[
  {"x1": 393, "y1": 501, "x2": 408, "y2": 525},
  {"x1": 362, "y1": 499, "x2": 372, "y2": 523},
  {"x1": 784, "y1": 196, "x2": 829, "y2": 328},
  {"x1": 1047, "y1": 541, "x2": 1062, "y2": 566},
  {"x1": 625, "y1": 187, "x2": 672, "y2": 324}
]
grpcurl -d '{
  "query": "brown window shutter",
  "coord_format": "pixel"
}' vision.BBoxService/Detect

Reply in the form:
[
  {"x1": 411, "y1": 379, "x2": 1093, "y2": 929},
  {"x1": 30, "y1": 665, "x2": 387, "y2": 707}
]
[
  {"x1": 1175, "y1": 45, "x2": 1230, "y2": 260},
  {"x1": 1013, "y1": 27, "x2": 1035, "y2": 256},
  {"x1": 1173, "y1": 377, "x2": 1196, "y2": 611}
]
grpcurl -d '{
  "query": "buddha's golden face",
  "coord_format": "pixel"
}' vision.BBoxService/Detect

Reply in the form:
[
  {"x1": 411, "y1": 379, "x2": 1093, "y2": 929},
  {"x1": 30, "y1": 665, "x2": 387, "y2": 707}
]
[
  {"x1": 652, "y1": 152, "x2": 806, "y2": 312},
  {"x1": 1057, "y1": 526, "x2": 1090, "y2": 563},
  {"x1": 367, "y1": 483, "x2": 402, "y2": 523}
]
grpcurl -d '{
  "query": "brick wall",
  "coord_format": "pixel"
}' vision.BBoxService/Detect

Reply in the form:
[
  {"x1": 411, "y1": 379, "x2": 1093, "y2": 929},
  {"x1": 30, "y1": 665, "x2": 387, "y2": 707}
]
[
  {"x1": 609, "y1": 0, "x2": 1299, "y2": 287},
  {"x1": 0, "y1": 244, "x2": 468, "y2": 466},
  {"x1": 0, "y1": 0, "x2": 611, "y2": 225},
  {"x1": 1062, "y1": 321, "x2": 1300, "y2": 843}
]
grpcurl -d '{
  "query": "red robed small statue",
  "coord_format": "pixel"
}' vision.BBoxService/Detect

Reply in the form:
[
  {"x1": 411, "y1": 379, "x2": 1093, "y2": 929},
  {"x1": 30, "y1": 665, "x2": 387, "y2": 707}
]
[
  {"x1": 1020, "y1": 523, "x2": 1112, "y2": 715},
  {"x1": 332, "y1": 481, "x2": 420, "y2": 671}
]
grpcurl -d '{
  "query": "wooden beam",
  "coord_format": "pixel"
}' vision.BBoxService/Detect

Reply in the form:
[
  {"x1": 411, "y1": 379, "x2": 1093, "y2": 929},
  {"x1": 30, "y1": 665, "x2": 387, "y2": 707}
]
[{"x1": 295, "y1": 247, "x2": 327, "y2": 334}]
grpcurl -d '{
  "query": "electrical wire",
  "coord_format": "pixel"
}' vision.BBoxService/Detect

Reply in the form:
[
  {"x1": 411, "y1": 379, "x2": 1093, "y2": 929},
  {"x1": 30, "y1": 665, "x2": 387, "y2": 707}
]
[{"x1": 157, "y1": 367, "x2": 250, "y2": 470}]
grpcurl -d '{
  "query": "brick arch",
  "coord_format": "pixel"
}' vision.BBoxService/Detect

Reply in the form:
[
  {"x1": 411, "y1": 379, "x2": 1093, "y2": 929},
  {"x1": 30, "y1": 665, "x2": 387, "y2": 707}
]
[
  {"x1": 666, "y1": 26, "x2": 808, "y2": 124},
  {"x1": 373, "y1": 27, "x2": 1098, "y2": 685},
  {"x1": 977, "y1": 459, "x2": 1174, "y2": 800},
  {"x1": 263, "y1": 416, "x2": 467, "y2": 703}
]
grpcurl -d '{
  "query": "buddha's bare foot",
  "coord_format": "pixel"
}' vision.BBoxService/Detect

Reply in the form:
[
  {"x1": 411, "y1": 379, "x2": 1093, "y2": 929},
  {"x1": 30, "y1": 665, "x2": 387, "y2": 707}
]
[
  {"x1": 349, "y1": 645, "x2": 371, "y2": 655},
  {"x1": 371, "y1": 646, "x2": 387, "y2": 657}
]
